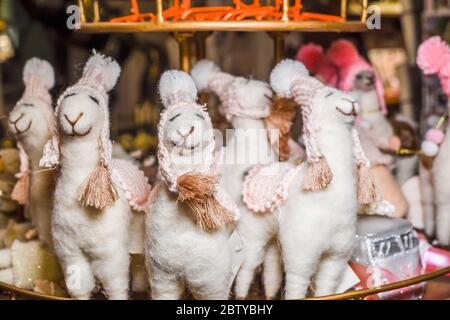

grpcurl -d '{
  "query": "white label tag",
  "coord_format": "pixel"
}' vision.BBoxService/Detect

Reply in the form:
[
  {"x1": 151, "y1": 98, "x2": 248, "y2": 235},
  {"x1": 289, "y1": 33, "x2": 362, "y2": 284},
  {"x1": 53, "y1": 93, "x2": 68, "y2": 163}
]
[{"x1": 228, "y1": 230, "x2": 245, "y2": 283}]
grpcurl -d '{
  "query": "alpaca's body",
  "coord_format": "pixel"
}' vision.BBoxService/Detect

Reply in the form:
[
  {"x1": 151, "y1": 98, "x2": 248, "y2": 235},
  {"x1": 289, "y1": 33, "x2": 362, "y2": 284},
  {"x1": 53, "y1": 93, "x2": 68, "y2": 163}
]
[
  {"x1": 53, "y1": 139, "x2": 130, "y2": 299},
  {"x1": 21, "y1": 131, "x2": 54, "y2": 246},
  {"x1": 221, "y1": 117, "x2": 282, "y2": 299},
  {"x1": 279, "y1": 122, "x2": 357, "y2": 298},
  {"x1": 421, "y1": 120, "x2": 450, "y2": 245},
  {"x1": 146, "y1": 183, "x2": 232, "y2": 299}
]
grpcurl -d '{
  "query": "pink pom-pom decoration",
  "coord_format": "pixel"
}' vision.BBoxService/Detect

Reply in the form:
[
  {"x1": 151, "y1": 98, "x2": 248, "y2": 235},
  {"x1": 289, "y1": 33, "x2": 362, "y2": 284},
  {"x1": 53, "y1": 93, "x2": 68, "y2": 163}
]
[
  {"x1": 425, "y1": 128, "x2": 445, "y2": 145},
  {"x1": 296, "y1": 43, "x2": 324, "y2": 73},
  {"x1": 417, "y1": 36, "x2": 450, "y2": 75},
  {"x1": 326, "y1": 39, "x2": 359, "y2": 67}
]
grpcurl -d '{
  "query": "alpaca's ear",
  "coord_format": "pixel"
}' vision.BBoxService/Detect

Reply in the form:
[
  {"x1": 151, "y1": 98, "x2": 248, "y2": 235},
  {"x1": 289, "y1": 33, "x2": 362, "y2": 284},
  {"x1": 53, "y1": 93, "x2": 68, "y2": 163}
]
[
  {"x1": 84, "y1": 51, "x2": 121, "y2": 92},
  {"x1": 23, "y1": 58, "x2": 55, "y2": 90},
  {"x1": 270, "y1": 59, "x2": 309, "y2": 98},
  {"x1": 191, "y1": 59, "x2": 221, "y2": 92},
  {"x1": 158, "y1": 70, "x2": 197, "y2": 108}
]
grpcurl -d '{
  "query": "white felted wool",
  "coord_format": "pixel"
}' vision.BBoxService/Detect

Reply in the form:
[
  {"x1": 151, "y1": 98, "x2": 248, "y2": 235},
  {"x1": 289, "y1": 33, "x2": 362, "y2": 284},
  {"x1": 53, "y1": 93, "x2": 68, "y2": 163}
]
[
  {"x1": 8, "y1": 58, "x2": 56, "y2": 247},
  {"x1": 45, "y1": 51, "x2": 151, "y2": 300},
  {"x1": 269, "y1": 59, "x2": 378, "y2": 298},
  {"x1": 146, "y1": 70, "x2": 238, "y2": 300},
  {"x1": 191, "y1": 61, "x2": 284, "y2": 298}
]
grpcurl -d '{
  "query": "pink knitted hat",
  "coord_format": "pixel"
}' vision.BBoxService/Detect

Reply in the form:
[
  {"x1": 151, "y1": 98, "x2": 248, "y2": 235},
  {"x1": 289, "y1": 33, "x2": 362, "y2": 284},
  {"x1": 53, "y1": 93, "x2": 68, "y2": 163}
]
[
  {"x1": 11, "y1": 58, "x2": 55, "y2": 205},
  {"x1": 39, "y1": 51, "x2": 122, "y2": 210},
  {"x1": 297, "y1": 40, "x2": 387, "y2": 114},
  {"x1": 417, "y1": 36, "x2": 450, "y2": 96},
  {"x1": 270, "y1": 59, "x2": 379, "y2": 204},
  {"x1": 191, "y1": 59, "x2": 272, "y2": 121},
  {"x1": 157, "y1": 70, "x2": 239, "y2": 230}
]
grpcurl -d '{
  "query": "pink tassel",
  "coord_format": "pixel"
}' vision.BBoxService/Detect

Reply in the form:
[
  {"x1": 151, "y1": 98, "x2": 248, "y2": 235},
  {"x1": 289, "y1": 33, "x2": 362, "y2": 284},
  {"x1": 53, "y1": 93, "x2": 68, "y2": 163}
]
[
  {"x1": 357, "y1": 165, "x2": 379, "y2": 204},
  {"x1": 11, "y1": 173, "x2": 30, "y2": 205},
  {"x1": 302, "y1": 156, "x2": 333, "y2": 192},
  {"x1": 78, "y1": 163, "x2": 118, "y2": 210}
]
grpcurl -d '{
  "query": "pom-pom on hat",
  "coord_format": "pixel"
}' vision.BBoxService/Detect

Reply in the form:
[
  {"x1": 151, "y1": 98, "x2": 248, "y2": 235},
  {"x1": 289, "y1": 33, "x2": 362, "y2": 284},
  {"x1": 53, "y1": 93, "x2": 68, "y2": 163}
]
[
  {"x1": 417, "y1": 36, "x2": 450, "y2": 96},
  {"x1": 191, "y1": 59, "x2": 272, "y2": 121}
]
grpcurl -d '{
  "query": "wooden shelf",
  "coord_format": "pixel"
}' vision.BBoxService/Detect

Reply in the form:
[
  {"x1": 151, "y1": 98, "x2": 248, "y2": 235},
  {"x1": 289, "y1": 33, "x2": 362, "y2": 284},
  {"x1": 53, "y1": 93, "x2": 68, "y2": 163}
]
[{"x1": 79, "y1": 20, "x2": 367, "y2": 33}]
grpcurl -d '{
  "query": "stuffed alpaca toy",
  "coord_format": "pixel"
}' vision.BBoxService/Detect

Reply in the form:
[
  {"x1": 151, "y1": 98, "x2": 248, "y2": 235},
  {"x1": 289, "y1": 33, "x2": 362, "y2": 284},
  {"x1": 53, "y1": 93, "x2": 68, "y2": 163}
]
[
  {"x1": 297, "y1": 40, "x2": 408, "y2": 218},
  {"x1": 39, "y1": 52, "x2": 151, "y2": 299},
  {"x1": 8, "y1": 58, "x2": 55, "y2": 246},
  {"x1": 191, "y1": 59, "x2": 299, "y2": 299},
  {"x1": 146, "y1": 70, "x2": 240, "y2": 300},
  {"x1": 417, "y1": 36, "x2": 450, "y2": 246},
  {"x1": 244, "y1": 59, "x2": 379, "y2": 298}
]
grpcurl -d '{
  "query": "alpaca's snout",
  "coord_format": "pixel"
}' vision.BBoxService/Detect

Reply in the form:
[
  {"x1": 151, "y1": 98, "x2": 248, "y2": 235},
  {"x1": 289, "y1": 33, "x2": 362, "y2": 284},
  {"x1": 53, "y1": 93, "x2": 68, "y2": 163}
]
[
  {"x1": 61, "y1": 112, "x2": 92, "y2": 137},
  {"x1": 8, "y1": 112, "x2": 32, "y2": 135},
  {"x1": 336, "y1": 99, "x2": 360, "y2": 118},
  {"x1": 177, "y1": 126, "x2": 195, "y2": 138},
  {"x1": 64, "y1": 112, "x2": 84, "y2": 127}
]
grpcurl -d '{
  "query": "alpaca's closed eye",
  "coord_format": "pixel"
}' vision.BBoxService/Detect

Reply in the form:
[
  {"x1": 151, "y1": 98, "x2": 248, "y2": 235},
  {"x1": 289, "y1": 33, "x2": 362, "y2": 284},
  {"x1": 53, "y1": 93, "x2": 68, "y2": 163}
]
[
  {"x1": 195, "y1": 113, "x2": 204, "y2": 120},
  {"x1": 64, "y1": 93, "x2": 76, "y2": 99},
  {"x1": 23, "y1": 103, "x2": 34, "y2": 107},
  {"x1": 169, "y1": 113, "x2": 181, "y2": 122},
  {"x1": 325, "y1": 92, "x2": 334, "y2": 98},
  {"x1": 89, "y1": 95, "x2": 99, "y2": 105}
]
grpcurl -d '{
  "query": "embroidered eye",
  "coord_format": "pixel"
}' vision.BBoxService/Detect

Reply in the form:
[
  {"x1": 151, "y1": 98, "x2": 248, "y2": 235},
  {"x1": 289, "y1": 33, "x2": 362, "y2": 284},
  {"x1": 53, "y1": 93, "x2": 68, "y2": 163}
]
[
  {"x1": 23, "y1": 103, "x2": 34, "y2": 107},
  {"x1": 89, "y1": 95, "x2": 99, "y2": 105},
  {"x1": 64, "y1": 93, "x2": 76, "y2": 99},
  {"x1": 325, "y1": 92, "x2": 334, "y2": 98},
  {"x1": 195, "y1": 113, "x2": 205, "y2": 120},
  {"x1": 169, "y1": 113, "x2": 181, "y2": 122}
]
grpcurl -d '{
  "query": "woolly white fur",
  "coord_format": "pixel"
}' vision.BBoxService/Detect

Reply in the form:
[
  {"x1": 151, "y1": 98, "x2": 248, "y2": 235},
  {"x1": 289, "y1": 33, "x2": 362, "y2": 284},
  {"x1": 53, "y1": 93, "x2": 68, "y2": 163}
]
[
  {"x1": 145, "y1": 71, "x2": 233, "y2": 300},
  {"x1": 272, "y1": 60, "x2": 359, "y2": 298},
  {"x1": 420, "y1": 106, "x2": 450, "y2": 245},
  {"x1": 191, "y1": 59, "x2": 221, "y2": 92},
  {"x1": 8, "y1": 59, "x2": 55, "y2": 247}
]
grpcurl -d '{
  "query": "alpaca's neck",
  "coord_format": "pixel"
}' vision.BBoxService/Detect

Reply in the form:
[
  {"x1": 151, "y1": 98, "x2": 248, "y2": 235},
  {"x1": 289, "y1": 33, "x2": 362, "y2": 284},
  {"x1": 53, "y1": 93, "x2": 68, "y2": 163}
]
[
  {"x1": 317, "y1": 123, "x2": 355, "y2": 182},
  {"x1": 20, "y1": 130, "x2": 51, "y2": 171},
  {"x1": 60, "y1": 137, "x2": 100, "y2": 174}
]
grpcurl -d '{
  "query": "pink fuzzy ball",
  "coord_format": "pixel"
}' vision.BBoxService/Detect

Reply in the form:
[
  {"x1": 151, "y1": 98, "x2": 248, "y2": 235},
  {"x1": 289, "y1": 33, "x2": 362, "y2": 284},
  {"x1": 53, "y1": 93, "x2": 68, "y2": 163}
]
[
  {"x1": 296, "y1": 43, "x2": 324, "y2": 73},
  {"x1": 426, "y1": 128, "x2": 445, "y2": 145},
  {"x1": 417, "y1": 36, "x2": 450, "y2": 75},
  {"x1": 327, "y1": 39, "x2": 359, "y2": 67}
]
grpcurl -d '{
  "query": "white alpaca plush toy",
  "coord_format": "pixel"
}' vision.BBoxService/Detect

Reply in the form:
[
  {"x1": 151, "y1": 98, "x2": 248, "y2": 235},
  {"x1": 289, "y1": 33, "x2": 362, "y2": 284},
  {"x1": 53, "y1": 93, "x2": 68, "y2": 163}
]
[
  {"x1": 146, "y1": 70, "x2": 240, "y2": 300},
  {"x1": 39, "y1": 52, "x2": 151, "y2": 299},
  {"x1": 8, "y1": 58, "x2": 55, "y2": 246},
  {"x1": 417, "y1": 36, "x2": 450, "y2": 246},
  {"x1": 191, "y1": 59, "x2": 296, "y2": 299},
  {"x1": 244, "y1": 60, "x2": 379, "y2": 298}
]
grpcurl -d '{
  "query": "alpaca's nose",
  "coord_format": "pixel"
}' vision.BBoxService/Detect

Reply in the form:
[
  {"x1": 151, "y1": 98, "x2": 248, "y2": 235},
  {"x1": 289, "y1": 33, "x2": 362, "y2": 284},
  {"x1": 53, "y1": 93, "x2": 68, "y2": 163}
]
[
  {"x1": 177, "y1": 126, "x2": 195, "y2": 138},
  {"x1": 64, "y1": 113, "x2": 84, "y2": 127}
]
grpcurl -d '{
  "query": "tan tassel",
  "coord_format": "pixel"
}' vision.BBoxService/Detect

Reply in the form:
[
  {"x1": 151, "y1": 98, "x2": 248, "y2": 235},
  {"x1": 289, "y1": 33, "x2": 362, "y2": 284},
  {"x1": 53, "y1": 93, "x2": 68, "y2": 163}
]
[
  {"x1": 11, "y1": 173, "x2": 30, "y2": 205},
  {"x1": 177, "y1": 172, "x2": 234, "y2": 230},
  {"x1": 357, "y1": 165, "x2": 379, "y2": 204},
  {"x1": 302, "y1": 156, "x2": 333, "y2": 192},
  {"x1": 78, "y1": 162, "x2": 118, "y2": 210},
  {"x1": 264, "y1": 97, "x2": 297, "y2": 161}
]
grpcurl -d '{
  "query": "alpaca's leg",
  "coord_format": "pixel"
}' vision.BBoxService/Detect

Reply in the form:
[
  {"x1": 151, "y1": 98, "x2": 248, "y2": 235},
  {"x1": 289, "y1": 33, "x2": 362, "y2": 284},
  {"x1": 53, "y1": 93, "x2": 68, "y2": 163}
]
[
  {"x1": 130, "y1": 254, "x2": 148, "y2": 293},
  {"x1": 262, "y1": 239, "x2": 283, "y2": 299},
  {"x1": 91, "y1": 246, "x2": 130, "y2": 300},
  {"x1": 234, "y1": 239, "x2": 267, "y2": 299},
  {"x1": 420, "y1": 165, "x2": 435, "y2": 237},
  {"x1": 312, "y1": 253, "x2": 349, "y2": 297},
  {"x1": 0, "y1": 248, "x2": 11, "y2": 269},
  {"x1": 149, "y1": 267, "x2": 185, "y2": 300},
  {"x1": 59, "y1": 253, "x2": 96, "y2": 300},
  {"x1": 0, "y1": 267, "x2": 13, "y2": 284},
  {"x1": 436, "y1": 203, "x2": 450, "y2": 246}
]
